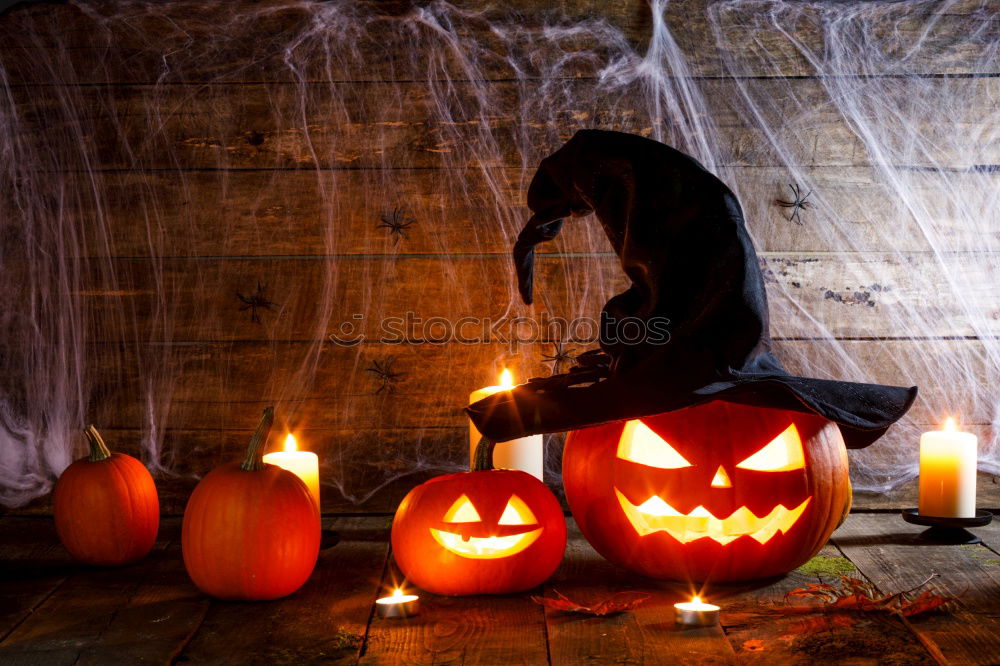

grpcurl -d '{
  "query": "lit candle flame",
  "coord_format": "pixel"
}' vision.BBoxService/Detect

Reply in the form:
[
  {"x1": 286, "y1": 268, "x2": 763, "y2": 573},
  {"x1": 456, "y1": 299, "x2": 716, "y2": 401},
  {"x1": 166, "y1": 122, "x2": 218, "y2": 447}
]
[
  {"x1": 692, "y1": 595, "x2": 701, "y2": 604},
  {"x1": 944, "y1": 418, "x2": 956, "y2": 433},
  {"x1": 499, "y1": 368, "x2": 514, "y2": 389},
  {"x1": 283, "y1": 433, "x2": 298, "y2": 453},
  {"x1": 392, "y1": 587, "x2": 404, "y2": 599}
]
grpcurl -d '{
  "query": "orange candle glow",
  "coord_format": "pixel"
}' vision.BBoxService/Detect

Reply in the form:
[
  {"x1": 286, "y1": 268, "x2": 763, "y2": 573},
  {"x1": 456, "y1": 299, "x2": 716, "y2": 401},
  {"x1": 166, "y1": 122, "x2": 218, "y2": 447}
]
[
  {"x1": 919, "y1": 417, "x2": 977, "y2": 518},
  {"x1": 674, "y1": 596, "x2": 720, "y2": 626},
  {"x1": 468, "y1": 368, "x2": 543, "y2": 480},
  {"x1": 375, "y1": 587, "x2": 420, "y2": 618},
  {"x1": 263, "y1": 434, "x2": 320, "y2": 509}
]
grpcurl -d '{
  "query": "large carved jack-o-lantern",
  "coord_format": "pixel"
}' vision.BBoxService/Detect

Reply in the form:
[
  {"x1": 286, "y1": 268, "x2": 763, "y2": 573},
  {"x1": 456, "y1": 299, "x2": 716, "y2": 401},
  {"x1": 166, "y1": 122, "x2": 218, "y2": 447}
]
[
  {"x1": 464, "y1": 132, "x2": 914, "y2": 580},
  {"x1": 392, "y1": 439, "x2": 566, "y2": 596},
  {"x1": 564, "y1": 401, "x2": 850, "y2": 582},
  {"x1": 465, "y1": 134, "x2": 915, "y2": 583}
]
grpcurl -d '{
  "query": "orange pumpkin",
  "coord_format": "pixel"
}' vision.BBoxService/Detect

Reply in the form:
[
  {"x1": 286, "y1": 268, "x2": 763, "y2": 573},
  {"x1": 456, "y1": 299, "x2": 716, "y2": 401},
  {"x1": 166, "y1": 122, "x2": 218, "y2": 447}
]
[
  {"x1": 563, "y1": 401, "x2": 849, "y2": 582},
  {"x1": 53, "y1": 425, "x2": 159, "y2": 566},
  {"x1": 182, "y1": 407, "x2": 320, "y2": 600},
  {"x1": 391, "y1": 438, "x2": 566, "y2": 596}
]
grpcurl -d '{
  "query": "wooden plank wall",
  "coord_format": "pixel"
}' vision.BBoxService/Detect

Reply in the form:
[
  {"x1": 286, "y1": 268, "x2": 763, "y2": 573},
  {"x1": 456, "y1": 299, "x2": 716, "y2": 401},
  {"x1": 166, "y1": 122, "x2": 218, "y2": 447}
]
[{"x1": 0, "y1": 0, "x2": 996, "y2": 513}]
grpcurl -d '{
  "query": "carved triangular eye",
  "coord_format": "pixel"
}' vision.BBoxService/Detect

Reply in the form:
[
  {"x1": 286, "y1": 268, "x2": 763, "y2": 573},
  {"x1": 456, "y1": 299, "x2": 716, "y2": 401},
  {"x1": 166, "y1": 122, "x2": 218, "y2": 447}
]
[
  {"x1": 443, "y1": 495, "x2": 482, "y2": 522},
  {"x1": 736, "y1": 424, "x2": 805, "y2": 471},
  {"x1": 498, "y1": 495, "x2": 537, "y2": 525},
  {"x1": 617, "y1": 420, "x2": 692, "y2": 469}
]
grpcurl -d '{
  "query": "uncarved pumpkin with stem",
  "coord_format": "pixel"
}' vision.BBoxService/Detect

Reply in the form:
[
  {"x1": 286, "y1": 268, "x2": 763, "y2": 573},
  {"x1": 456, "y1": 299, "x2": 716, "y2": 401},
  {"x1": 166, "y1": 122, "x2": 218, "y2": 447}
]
[
  {"x1": 53, "y1": 425, "x2": 160, "y2": 566},
  {"x1": 182, "y1": 406, "x2": 320, "y2": 600}
]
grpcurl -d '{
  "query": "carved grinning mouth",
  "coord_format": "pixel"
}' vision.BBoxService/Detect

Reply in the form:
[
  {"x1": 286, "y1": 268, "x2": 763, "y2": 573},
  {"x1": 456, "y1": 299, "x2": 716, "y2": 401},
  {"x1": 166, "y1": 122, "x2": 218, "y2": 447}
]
[
  {"x1": 615, "y1": 489, "x2": 811, "y2": 545},
  {"x1": 429, "y1": 528, "x2": 543, "y2": 559}
]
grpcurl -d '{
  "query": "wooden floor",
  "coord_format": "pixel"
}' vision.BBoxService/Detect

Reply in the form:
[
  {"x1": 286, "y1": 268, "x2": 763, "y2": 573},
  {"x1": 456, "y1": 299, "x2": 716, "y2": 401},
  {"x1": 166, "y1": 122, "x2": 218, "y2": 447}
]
[{"x1": 2, "y1": 513, "x2": 1000, "y2": 665}]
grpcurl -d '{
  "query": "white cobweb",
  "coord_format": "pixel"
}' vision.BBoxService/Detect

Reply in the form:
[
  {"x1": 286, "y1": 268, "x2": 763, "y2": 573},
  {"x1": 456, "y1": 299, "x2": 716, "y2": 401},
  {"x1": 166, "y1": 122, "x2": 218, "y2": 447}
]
[{"x1": 0, "y1": 0, "x2": 995, "y2": 507}]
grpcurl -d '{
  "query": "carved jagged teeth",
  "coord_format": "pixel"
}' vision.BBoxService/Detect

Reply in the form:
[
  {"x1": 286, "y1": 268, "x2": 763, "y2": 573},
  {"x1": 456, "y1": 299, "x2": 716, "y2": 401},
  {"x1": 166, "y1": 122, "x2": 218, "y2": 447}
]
[{"x1": 615, "y1": 490, "x2": 811, "y2": 545}]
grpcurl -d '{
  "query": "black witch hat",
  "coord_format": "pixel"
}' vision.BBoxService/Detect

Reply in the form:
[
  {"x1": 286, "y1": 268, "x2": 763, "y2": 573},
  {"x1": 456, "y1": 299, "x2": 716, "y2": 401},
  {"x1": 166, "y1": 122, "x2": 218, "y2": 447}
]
[{"x1": 467, "y1": 130, "x2": 916, "y2": 449}]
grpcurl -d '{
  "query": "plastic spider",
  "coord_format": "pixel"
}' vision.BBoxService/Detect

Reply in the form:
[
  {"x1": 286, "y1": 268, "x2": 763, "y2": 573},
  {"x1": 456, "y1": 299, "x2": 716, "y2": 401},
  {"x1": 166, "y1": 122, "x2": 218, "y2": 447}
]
[
  {"x1": 377, "y1": 206, "x2": 416, "y2": 245},
  {"x1": 366, "y1": 357, "x2": 405, "y2": 394},
  {"x1": 541, "y1": 340, "x2": 578, "y2": 374},
  {"x1": 775, "y1": 183, "x2": 813, "y2": 225},
  {"x1": 236, "y1": 280, "x2": 278, "y2": 324}
]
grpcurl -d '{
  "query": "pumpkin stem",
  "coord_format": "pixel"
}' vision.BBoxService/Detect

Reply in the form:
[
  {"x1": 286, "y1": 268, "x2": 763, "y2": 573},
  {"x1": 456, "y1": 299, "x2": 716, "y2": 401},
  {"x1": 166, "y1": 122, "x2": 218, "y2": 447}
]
[
  {"x1": 83, "y1": 424, "x2": 112, "y2": 462},
  {"x1": 240, "y1": 406, "x2": 275, "y2": 472},
  {"x1": 471, "y1": 436, "x2": 496, "y2": 472}
]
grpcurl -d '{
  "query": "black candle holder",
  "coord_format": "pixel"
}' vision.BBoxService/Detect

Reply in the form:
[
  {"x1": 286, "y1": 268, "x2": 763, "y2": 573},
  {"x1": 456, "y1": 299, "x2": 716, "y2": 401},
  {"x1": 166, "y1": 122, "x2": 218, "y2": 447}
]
[{"x1": 901, "y1": 508, "x2": 993, "y2": 545}]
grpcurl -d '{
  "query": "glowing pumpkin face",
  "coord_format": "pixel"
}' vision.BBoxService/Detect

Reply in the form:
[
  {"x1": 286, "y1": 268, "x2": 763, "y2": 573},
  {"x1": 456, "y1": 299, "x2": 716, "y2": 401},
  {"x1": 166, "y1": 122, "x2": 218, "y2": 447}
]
[
  {"x1": 392, "y1": 469, "x2": 566, "y2": 596},
  {"x1": 564, "y1": 401, "x2": 850, "y2": 582},
  {"x1": 430, "y1": 493, "x2": 543, "y2": 558}
]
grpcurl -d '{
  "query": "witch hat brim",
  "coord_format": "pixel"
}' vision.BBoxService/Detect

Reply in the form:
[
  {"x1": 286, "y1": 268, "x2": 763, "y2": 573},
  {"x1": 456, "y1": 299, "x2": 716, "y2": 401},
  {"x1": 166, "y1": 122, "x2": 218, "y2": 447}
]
[
  {"x1": 467, "y1": 130, "x2": 916, "y2": 449},
  {"x1": 466, "y1": 352, "x2": 917, "y2": 449}
]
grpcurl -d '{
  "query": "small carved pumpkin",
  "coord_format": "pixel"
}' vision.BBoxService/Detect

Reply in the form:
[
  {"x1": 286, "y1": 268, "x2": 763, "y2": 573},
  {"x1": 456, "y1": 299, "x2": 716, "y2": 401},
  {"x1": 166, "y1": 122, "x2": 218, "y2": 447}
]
[
  {"x1": 391, "y1": 439, "x2": 566, "y2": 596},
  {"x1": 53, "y1": 425, "x2": 159, "y2": 566},
  {"x1": 182, "y1": 407, "x2": 320, "y2": 600},
  {"x1": 563, "y1": 401, "x2": 849, "y2": 582}
]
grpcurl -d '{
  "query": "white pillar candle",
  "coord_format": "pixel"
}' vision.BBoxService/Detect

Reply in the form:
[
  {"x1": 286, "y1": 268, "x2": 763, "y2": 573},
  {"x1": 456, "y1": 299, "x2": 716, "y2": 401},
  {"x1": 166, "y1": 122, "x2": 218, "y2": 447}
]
[
  {"x1": 468, "y1": 369, "x2": 544, "y2": 481},
  {"x1": 918, "y1": 418, "x2": 977, "y2": 518},
  {"x1": 264, "y1": 434, "x2": 321, "y2": 510}
]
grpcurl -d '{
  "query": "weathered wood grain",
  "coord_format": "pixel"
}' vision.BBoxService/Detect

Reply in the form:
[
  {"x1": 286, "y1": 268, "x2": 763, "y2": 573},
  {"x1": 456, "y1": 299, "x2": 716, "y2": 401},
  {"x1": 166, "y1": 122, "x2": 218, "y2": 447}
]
[
  {"x1": 832, "y1": 512, "x2": 1000, "y2": 664},
  {"x1": 72, "y1": 542, "x2": 207, "y2": 666},
  {"x1": 721, "y1": 543, "x2": 934, "y2": 664},
  {"x1": 971, "y1": 512, "x2": 1000, "y2": 616},
  {"x1": 0, "y1": 518, "x2": 75, "y2": 643},
  {"x1": 544, "y1": 523, "x2": 736, "y2": 664},
  {"x1": 30, "y1": 340, "x2": 982, "y2": 432},
  {"x1": 2, "y1": 512, "x2": 999, "y2": 663},
  {"x1": 179, "y1": 516, "x2": 390, "y2": 664},
  {"x1": 699, "y1": 1, "x2": 1000, "y2": 79},
  {"x1": 0, "y1": 519, "x2": 208, "y2": 665},
  {"x1": 972, "y1": 515, "x2": 1000, "y2": 554},
  {"x1": 0, "y1": 0, "x2": 653, "y2": 84},
  {"x1": 1, "y1": 0, "x2": 996, "y2": 85},
  {"x1": 737, "y1": 167, "x2": 1000, "y2": 254},
  {"x1": 64, "y1": 167, "x2": 542, "y2": 258},
  {"x1": 52, "y1": 252, "x2": 1000, "y2": 344},
  {"x1": 852, "y1": 468, "x2": 1000, "y2": 513},
  {"x1": 0, "y1": 516, "x2": 389, "y2": 663},
  {"x1": 11, "y1": 76, "x2": 998, "y2": 170},
  {"x1": 59, "y1": 167, "x2": 1000, "y2": 257},
  {"x1": 72, "y1": 341, "x2": 545, "y2": 431},
  {"x1": 361, "y1": 579, "x2": 549, "y2": 664}
]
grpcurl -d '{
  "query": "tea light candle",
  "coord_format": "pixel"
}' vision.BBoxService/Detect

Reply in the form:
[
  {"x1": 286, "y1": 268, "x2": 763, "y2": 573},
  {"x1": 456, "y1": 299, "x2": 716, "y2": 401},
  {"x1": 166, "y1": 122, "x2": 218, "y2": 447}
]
[
  {"x1": 375, "y1": 588, "x2": 420, "y2": 619},
  {"x1": 263, "y1": 434, "x2": 320, "y2": 509},
  {"x1": 919, "y1": 418, "x2": 977, "y2": 518},
  {"x1": 469, "y1": 369, "x2": 543, "y2": 480},
  {"x1": 674, "y1": 596, "x2": 720, "y2": 626}
]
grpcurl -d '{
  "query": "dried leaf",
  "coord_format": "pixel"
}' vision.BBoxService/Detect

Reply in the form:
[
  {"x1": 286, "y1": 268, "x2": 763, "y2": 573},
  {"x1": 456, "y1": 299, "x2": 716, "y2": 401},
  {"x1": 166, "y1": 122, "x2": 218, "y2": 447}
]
[
  {"x1": 786, "y1": 582, "x2": 839, "y2": 602},
  {"x1": 830, "y1": 593, "x2": 883, "y2": 612},
  {"x1": 531, "y1": 589, "x2": 649, "y2": 616},
  {"x1": 785, "y1": 574, "x2": 956, "y2": 618},
  {"x1": 788, "y1": 613, "x2": 857, "y2": 634},
  {"x1": 899, "y1": 590, "x2": 953, "y2": 617}
]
